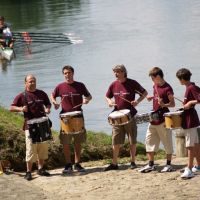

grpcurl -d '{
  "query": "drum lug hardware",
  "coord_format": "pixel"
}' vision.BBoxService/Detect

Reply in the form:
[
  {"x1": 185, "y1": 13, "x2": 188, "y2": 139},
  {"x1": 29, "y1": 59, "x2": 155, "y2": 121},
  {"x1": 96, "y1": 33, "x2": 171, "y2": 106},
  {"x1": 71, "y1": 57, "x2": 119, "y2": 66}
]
[
  {"x1": 40, "y1": 137, "x2": 42, "y2": 142},
  {"x1": 37, "y1": 124, "x2": 40, "y2": 127},
  {"x1": 64, "y1": 119, "x2": 69, "y2": 125},
  {"x1": 115, "y1": 119, "x2": 118, "y2": 124},
  {"x1": 45, "y1": 133, "x2": 49, "y2": 137},
  {"x1": 32, "y1": 128, "x2": 36, "y2": 132},
  {"x1": 73, "y1": 129, "x2": 75, "y2": 132},
  {"x1": 28, "y1": 135, "x2": 31, "y2": 139}
]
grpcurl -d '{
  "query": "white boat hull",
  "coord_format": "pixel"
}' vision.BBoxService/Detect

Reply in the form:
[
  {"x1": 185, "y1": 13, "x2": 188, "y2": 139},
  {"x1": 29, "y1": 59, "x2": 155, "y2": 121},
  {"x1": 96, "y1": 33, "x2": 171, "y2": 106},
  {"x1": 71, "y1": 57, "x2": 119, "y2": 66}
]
[{"x1": 0, "y1": 47, "x2": 14, "y2": 60}]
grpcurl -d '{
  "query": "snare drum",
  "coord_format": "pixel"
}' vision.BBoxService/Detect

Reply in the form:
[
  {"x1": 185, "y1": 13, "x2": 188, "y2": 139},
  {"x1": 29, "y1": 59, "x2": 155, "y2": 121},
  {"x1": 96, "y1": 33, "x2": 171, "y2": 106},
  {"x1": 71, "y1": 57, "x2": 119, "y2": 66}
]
[
  {"x1": 60, "y1": 111, "x2": 85, "y2": 134},
  {"x1": 163, "y1": 111, "x2": 183, "y2": 129},
  {"x1": 108, "y1": 109, "x2": 132, "y2": 125},
  {"x1": 27, "y1": 116, "x2": 53, "y2": 144},
  {"x1": 134, "y1": 111, "x2": 159, "y2": 124}
]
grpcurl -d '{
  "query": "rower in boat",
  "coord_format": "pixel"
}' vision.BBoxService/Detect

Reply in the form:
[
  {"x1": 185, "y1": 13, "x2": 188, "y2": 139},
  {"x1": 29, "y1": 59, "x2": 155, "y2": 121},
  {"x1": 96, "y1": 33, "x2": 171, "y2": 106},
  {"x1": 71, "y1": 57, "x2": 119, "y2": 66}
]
[{"x1": 0, "y1": 16, "x2": 14, "y2": 48}]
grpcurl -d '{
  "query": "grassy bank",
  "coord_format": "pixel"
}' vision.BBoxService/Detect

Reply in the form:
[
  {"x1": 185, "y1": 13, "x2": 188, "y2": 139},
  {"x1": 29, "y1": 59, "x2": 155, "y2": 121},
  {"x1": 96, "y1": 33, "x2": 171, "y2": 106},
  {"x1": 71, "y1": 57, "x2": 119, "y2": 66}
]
[{"x1": 0, "y1": 106, "x2": 166, "y2": 171}]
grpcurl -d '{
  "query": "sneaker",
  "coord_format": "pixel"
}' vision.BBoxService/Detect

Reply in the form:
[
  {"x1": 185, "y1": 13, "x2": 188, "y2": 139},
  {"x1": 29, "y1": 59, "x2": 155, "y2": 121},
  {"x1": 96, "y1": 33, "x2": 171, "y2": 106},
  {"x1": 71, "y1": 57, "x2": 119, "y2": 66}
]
[
  {"x1": 62, "y1": 163, "x2": 73, "y2": 173},
  {"x1": 37, "y1": 168, "x2": 50, "y2": 176},
  {"x1": 138, "y1": 164, "x2": 156, "y2": 173},
  {"x1": 130, "y1": 162, "x2": 137, "y2": 169},
  {"x1": 74, "y1": 163, "x2": 86, "y2": 172},
  {"x1": 24, "y1": 171, "x2": 32, "y2": 180},
  {"x1": 181, "y1": 167, "x2": 194, "y2": 178},
  {"x1": 103, "y1": 164, "x2": 118, "y2": 171},
  {"x1": 192, "y1": 166, "x2": 200, "y2": 173},
  {"x1": 161, "y1": 165, "x2": 173, "y2": 172}
]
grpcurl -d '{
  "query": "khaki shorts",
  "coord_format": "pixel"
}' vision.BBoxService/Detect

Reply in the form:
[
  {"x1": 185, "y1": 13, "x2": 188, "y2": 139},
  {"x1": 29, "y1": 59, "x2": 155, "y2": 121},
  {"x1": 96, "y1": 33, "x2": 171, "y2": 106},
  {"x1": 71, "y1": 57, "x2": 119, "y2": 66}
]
[
  {"x1": 59, "y1": 129, "x2": 87, "y2": 144},
  {"x1": 25, "y1": 130, "x2": 48, "y2": 163},
  {"x1": 145, "y1": 122, "x2": 173, "y2": 154},
  {"x1": 112, "y1": 118, "x2": 137, "y2": 145},
  {"x1": 183, "y1": 127, "x2": 199, "y2": 147}
]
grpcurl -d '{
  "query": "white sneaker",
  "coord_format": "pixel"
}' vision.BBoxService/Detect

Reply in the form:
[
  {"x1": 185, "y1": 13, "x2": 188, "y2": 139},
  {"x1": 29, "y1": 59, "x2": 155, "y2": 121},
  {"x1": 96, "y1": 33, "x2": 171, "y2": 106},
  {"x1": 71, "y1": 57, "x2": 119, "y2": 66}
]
[
  {"x1": 138, "y1": 164, "x2": 156, "y2": 173},
  {"x1": 161, "y1": 165, "x2": 173, "y2": 172},
  {"x1": 181, "y1": 168, "x2": 194, "y2": 178},
  {"x1": 192, "y1": 166, "x2": 200, "y2": 173}
]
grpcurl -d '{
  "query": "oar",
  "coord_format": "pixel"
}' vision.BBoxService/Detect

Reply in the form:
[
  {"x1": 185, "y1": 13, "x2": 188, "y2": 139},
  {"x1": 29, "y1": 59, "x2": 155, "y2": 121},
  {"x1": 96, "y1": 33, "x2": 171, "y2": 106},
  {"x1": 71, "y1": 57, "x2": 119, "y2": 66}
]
[
  {"x1": 12, "y1": 31, "x2": 75, "y2": 36},
  {"x1": 73, "y1": 103, "x2": 84, "y2": 109},
  {"x1": 13, "y1": 39, "x2": 73, "y2": 44},
  {"x1": 135, "y1": 89, "x2": 148, "y2": 100},
  {"x1": 118, "y1": 96, "x2": 131, "y2": 104},
  {"x1": 155, "y1": 86, "x2": 163, "y2": 108}
]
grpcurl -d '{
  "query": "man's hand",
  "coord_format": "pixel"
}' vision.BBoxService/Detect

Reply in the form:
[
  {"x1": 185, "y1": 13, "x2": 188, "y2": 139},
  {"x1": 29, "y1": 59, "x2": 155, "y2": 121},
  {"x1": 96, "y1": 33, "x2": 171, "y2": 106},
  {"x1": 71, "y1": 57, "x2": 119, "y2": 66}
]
[
  {"x1": 158, "y1": 98, "x2": 165, "y2": 107},
  {"x1": 147, "y1": 96, "x2": 154, "y2": 102},
  {"x1": 21, "y1": 105, "x2": 28, "y2": 112},
  {"x1": 54, "y1": 103, "x2": 60, "y2": 110},
  {"x1": 45, "y1": 108, "x2": 51, "y2": 114},
  {"x1": 83, "y1": 98, "x2": 89, "y2": 104},
  {"x1": 183, "y1": 102, "x2": 191, "y2": 110},
  {"x1": 131, "y1": 100, "x2": 139, "y2": 107}
]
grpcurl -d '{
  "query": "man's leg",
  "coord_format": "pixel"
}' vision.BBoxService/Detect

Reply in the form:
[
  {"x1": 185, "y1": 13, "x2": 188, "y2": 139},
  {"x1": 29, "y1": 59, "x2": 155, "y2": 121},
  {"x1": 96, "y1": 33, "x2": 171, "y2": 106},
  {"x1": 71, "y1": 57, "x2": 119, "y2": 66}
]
[
  {"x1": 38, "y1": 159, "x2": 44, "y2": 169},
  {"x1": 130, "y1": 144, "x2": 136, "y2": 162},
  {"x1": 188, "y1": 147, "x2": 195, "y2": 169},
  {"x1": 75, "y1": 143, "x2": 81, "y2": 163},
  {"x1": 63, "y1": 144, "x2": 71, "y2": 163},
  {"x1": 113, "y1": 144, "x2": 120, "y2": 165},
  {"x1": 26, "y1": 162, "x2": 33, "y2": 172}
]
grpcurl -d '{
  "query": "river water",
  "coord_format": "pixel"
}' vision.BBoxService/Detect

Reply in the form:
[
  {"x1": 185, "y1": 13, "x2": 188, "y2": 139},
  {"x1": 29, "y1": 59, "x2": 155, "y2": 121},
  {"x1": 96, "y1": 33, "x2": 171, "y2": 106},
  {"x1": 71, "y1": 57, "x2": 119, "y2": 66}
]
[{"x1": 1, "y1": 0, "x2": 200, "y2": 150}]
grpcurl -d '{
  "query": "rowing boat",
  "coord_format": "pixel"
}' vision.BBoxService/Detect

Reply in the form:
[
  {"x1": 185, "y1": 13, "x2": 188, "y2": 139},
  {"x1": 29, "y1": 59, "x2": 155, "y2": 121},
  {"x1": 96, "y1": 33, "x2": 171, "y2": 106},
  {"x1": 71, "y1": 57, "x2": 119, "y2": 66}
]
[{"x1": 0, "y1": 47, "x2": 13, "y2": 60}]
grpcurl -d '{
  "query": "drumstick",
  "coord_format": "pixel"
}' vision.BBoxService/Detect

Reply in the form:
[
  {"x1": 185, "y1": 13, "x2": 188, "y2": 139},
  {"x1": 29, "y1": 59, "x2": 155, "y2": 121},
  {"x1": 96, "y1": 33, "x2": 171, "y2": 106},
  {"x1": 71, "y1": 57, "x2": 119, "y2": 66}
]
[
  {"x1": 155, "y1": 86, "x2": 163, "y2": 108},
  {"x1": 118, "y1": 96, "x2": 131, "y2": 104},
  {"x1": 73, "y1": 103, "x2": 84, "y2": 109},
  {"x1": 171, "y1": 96, "x2": 184, "y2": 103},
  {"x1": 135, "y1": 90, "x2": 148, "y2": 100},
  {"x1": 171, "y1": 107, "x2": 184, "y2": 110},
  {"x1": 59, "y1": 96, "x2": 65, "y2": 105},
  {"x1": 112, "y1": 104, "x2": 117, "y2": 106}
]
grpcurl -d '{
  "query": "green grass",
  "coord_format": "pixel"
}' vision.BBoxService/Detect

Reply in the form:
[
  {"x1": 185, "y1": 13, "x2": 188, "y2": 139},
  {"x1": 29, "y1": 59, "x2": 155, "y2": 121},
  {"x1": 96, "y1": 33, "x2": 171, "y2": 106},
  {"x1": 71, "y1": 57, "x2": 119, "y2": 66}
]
[{"x1": 0, "y1": 105, "x2": 167, "y2": 171}]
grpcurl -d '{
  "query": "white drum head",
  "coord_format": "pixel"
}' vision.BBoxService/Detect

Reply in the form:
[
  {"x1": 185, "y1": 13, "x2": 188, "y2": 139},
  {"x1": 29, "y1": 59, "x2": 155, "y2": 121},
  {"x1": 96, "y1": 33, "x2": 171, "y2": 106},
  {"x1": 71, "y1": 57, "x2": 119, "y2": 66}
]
[
  {"x1": 60, "y1": 111, "x2": 82, "y2": 117},
  {"x1": 27, "y1": 116, "x2": 48, "y2": 124},
  {"x1": 109, "y1": 109, "x2": 130, "y2": 117},
  {"x1": 163, "y1": 111, "x2": 183, "y2": 116}
]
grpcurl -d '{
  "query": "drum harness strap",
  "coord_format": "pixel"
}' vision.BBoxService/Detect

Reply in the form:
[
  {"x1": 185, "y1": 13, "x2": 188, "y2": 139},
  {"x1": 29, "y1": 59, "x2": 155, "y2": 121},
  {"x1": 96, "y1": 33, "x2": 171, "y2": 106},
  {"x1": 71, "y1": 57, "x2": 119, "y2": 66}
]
[{"x1": 23, "y1": 91, "x2": 52, "y2": 127}]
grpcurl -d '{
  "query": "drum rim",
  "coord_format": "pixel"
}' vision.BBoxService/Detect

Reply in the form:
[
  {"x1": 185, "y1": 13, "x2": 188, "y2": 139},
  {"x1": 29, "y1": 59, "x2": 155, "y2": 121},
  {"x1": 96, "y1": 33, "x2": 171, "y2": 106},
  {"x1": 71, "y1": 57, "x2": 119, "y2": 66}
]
[
  {"x1": 27, "y1": 116, "x2": 49, "y2": 124},
  {"x1": 163, "y1": 111, "x2": 183, "y2": 116},
  {"x1": 60, "y1": 111, "x2": 83, "y2": 117},
  {"x1": 108, "y1": 109, "x2": 131, "y2": 118},
  {"x1": 61, "y1": 129, "x2": 85, "y2": 135},
  {"x1": 110, "y1": 118, "x2": 133, "y2": 126}
]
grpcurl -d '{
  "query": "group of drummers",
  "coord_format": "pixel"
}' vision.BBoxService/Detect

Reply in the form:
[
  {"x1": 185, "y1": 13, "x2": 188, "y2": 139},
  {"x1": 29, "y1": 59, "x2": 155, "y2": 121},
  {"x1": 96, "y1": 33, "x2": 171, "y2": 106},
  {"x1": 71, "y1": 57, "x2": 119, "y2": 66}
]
[
  {"x1": 10, "y1": 65, "x2": 200, "y2": 180},
  {"x1": 0, "y1": 16, "x2": 14, "y2": 48}
]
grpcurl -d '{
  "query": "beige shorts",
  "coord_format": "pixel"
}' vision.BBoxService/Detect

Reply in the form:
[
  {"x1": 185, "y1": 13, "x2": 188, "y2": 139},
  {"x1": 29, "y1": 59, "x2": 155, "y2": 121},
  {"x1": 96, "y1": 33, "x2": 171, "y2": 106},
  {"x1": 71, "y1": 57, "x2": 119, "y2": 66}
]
[
  {"x1": 112, "y1": 118, "x2": 137, "y2": 145},
  {"x1": 25, "y1": 130, "x2": 48, "y2": 163},
  {"x1": 183, "y1": 127, "x2": 199, "y2": 147},
  {"x1": 145, "y1": 122, "x2": 173, "y2": 154},
  {"x1": 59, "y1": 129, "x2": 87, "y2": 144}
]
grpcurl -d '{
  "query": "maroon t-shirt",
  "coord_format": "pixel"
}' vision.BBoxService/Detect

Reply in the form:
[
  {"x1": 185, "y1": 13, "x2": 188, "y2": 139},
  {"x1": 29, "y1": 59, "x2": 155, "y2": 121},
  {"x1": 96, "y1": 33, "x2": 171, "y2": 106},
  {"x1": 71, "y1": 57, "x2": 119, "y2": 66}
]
[
  {"x1": 182, "y1": 82, "x2": 200, "y2": 129},
  {"x1": 106, "y1": 78, "x2": 146, "y2": 116},
  {"x1": 11, "y1": 89, "x2": 51, "y2": 130},
  {"x1": 52, "y1": 81, "x2": 90, "y2": 113},
  {"x1": 151, "y1": 82, "x2": 174, "y2": 125}
]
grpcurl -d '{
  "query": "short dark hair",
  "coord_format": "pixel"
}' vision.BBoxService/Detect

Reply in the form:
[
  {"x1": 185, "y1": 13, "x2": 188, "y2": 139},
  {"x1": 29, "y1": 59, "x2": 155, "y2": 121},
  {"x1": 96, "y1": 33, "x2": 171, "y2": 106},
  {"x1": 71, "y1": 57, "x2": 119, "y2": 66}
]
[
  {"x1": 149, "y1": 67, "x2": 164, "y2": 78},
  {"x1": 0, "y1": 28, "x2": 3, "y2": 34},
  {"x1": 62, "y1": 65, "x2": 74, "y2": 73},
  {"x1": 0, "y1": 16, "x2": 4, "y2": 20},
  {"x1": 176, "y1": 68, "x2": 192, "y2": 81}
]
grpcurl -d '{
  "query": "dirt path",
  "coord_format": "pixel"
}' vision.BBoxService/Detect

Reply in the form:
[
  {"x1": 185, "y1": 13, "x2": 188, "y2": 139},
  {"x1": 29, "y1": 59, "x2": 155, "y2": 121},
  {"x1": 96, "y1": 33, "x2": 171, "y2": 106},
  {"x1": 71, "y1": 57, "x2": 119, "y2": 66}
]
[{"x1": 1, "y1": 157, "x2": 200, "y2": 200}]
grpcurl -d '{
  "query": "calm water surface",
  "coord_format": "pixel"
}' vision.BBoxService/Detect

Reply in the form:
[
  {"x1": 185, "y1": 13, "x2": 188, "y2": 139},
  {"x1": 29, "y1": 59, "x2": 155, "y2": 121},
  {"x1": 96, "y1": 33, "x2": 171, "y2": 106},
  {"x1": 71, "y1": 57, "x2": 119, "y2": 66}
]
[{"x1": 1, "y1": 0, "x2": 200, "y2": 149}]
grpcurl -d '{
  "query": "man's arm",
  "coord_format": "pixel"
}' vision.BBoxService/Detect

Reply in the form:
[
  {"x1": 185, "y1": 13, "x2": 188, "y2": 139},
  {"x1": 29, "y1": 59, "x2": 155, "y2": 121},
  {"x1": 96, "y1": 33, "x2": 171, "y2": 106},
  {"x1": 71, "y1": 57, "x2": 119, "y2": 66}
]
[
  {"x1": 131, "y1": 91, "x2": 148, "y2": 107},
  {"x1": 44, "y1": 104, "x2": 51, "y2": 114},
  {"x1": 10, "y1": 105, "x2": 28, "y2": 112},
  {"x1": 158, "y1": 94, "x2": 175, "y2": 108},
  {"x1": 105, "y1": 96, "x2": 115, "y2": 107},
  {"x1": 83, "y1": 94, "x2": 92, "y2": 104},
  {"x1": 50, "y1": 94, "x2": 60, "y2": 110}
]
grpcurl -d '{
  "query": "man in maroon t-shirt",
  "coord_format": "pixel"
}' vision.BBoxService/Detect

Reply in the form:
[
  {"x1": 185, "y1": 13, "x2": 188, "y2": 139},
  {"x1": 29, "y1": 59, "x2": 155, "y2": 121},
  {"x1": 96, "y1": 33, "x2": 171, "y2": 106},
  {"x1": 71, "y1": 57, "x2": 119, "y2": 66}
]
[
  {"x1": 51, "y1": 65, "x2": 92, "y2": 173},
  {"x1": 176, "y1": 68, "x2": 200, "y2": 178},
  {"x1": 138, "y1": 67, "x2": 175, "y2": 173},
  {"x1": 104, "y1": 64, "x2": 148, "y2": 171},
  {"x1": 10, "y1": 75, "x2": 51, "y2": 181}
]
